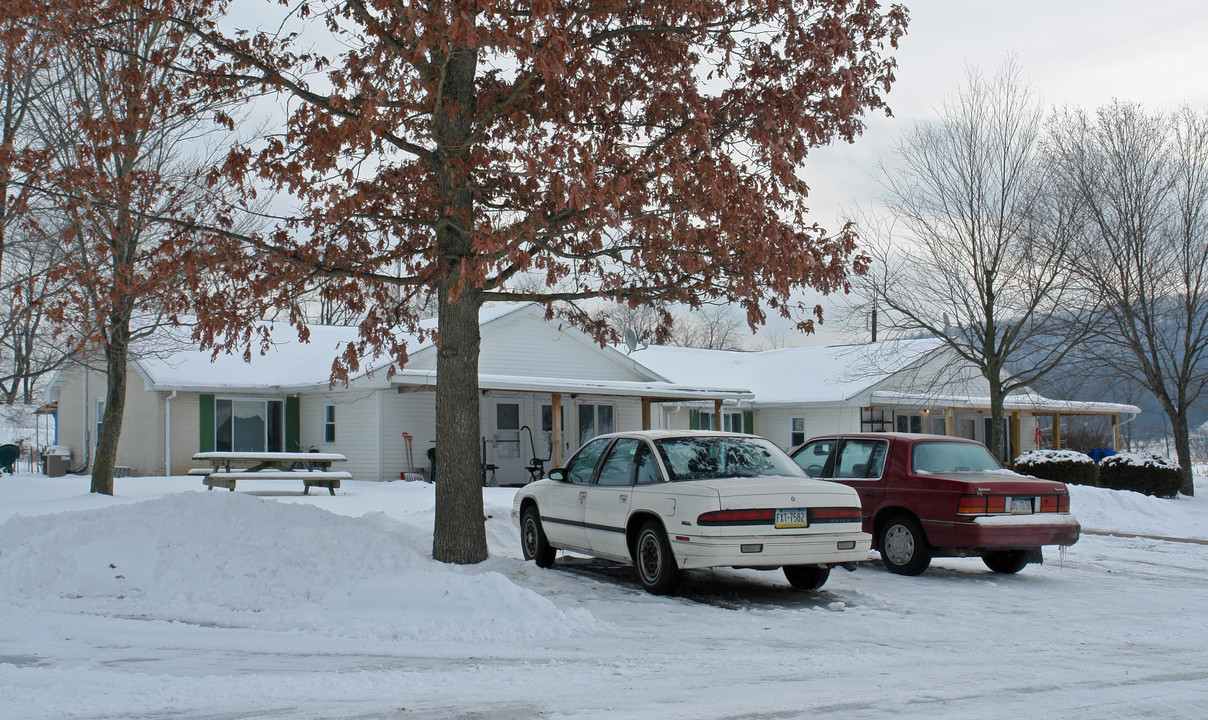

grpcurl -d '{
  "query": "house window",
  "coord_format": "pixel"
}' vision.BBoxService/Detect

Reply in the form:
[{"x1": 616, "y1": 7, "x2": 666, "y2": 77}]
[
  {"x1": 698, "y1": 411, "x2": 743, "y2": 432},
  {"x1": 215, "y1": 398, "x2": 285, "y2": 452},
  {"x1": 324, "y1": 404, "x2": 336, "y2": 443},
  {"x1": 790, "y1": 417, "x2": 806, "y2": 447},
  {"x1": 578, "y1": 403, "x2": 615, "y2": 446},
  {"x1": 861, "y1": 407, "x2": 892, "y2": 432},
  {"x1": 896, "y1": 414, "x2": 923, "y2": 433}
]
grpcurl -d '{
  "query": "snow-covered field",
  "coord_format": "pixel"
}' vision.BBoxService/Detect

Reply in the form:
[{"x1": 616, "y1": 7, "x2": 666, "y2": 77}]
[{"x1": 1, "y1": 474, "x2": 1206, "y2": 719}]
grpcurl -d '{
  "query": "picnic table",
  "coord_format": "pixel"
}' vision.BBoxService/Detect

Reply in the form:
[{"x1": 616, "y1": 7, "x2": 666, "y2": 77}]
[{"x1": 191, "y1": 451, "x2": 350, "y2": 495}]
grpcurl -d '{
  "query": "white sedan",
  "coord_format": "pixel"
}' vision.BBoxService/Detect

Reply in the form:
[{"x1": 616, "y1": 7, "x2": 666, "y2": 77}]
[{"x1": 512, "y1": 431, "x2": 872, "y2": 594}]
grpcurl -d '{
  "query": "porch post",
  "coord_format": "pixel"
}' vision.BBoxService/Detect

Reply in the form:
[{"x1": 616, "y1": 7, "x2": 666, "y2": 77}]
[
  {"x1": 1112, "y1": 413, "x2": 1120, "y2": 450},
  {"x1": 551, "y1": 392, "x2": 563, "y2": 467},
  {"x1": 641, "y1": 397, "x2": 652, "y2": 430},
  {"x1": 713, "y1": 398, "x2": 722, "y2": 426},
  {"x1": 1053, "y1": 415, "x2": 1062, "y2": 450},
  {"x1": 944, "y1": 408, "x2": 954, "y2": 436}
]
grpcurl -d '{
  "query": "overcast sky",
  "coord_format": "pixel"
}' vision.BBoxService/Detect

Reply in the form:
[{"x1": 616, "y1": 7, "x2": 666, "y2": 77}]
[{"x1": 761, "y1": 0, "x2": 1208, "y2": 347}]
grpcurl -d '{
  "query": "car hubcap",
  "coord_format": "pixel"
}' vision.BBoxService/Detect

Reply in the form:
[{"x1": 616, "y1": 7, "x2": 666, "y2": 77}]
[
  {"x1": 523, "y1": 518, "x2": 537, "y2": 556},
  {"x1": 638, "y1": 533, "x2": 661, "y2": 581},
  {"x1": 884, "y1": 524, "x2": 915, "y2": 566}
]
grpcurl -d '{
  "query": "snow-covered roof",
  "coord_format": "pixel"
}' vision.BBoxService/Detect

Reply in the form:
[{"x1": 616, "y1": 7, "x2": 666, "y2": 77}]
[
  {"x1": 391, "y1": 369, "x2": 753, "y2": 401},
  {"x1": 627, "y1": 339, "x2": 942, "y2": 405},
  {"x1": 870, "y1": 390, "x2": 1142, "y2": 416},
  {"x1": 130, "y1": 303, "x2": 534, "y2": 393}
]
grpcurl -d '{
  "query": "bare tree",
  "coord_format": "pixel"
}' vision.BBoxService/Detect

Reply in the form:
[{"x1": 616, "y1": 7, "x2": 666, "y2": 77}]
[
  {"x1": 1048, "y1": 102, "x2": 1208, "y2": 495},
  {"x1": 848, "y1": 63, "x2": 1089, "y2": 462},
  {"x1": 28, "y1": 3, "x2": 232, "y2": 494},
  {"x1": 596, "y1": 302, "x2": 748, "y2": 351}
]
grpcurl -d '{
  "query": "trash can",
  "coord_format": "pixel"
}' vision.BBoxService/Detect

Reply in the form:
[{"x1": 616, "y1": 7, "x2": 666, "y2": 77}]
[
  {"x1": 426, "y1": 447, "x2": 436, "y2": 484},
  {"x1": 43, "y1": 446, "x2": 71, "y2": 477}
]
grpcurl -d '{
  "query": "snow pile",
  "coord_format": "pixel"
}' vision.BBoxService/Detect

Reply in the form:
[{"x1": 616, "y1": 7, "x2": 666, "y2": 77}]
[
  {"x1": 1014, "y1": 448, "x2": 1094, "y2": 465},
  {"x1": 0, "y1": 491, "x2": 594, "y2": 643},
  {"x1": 1099, "y1": 452, "x2": 1180, "y2": 470},
  {"x1": 1069, "y1": 482, "x2": 1206, "y2": 540}
]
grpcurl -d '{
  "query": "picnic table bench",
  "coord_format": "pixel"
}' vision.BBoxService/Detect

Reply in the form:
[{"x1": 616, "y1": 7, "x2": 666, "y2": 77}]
[{"x1": 191, "y1": 451, "x2": 350, "y2": 495}]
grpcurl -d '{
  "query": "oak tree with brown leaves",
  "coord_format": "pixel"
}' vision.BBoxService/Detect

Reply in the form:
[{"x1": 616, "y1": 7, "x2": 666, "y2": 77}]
[
  {"x1": 29, "y1": 0, "x2": 905, "y2": 559},
  {"x1": 178, "y1": 0, "x2": 907, "y2": 564}
]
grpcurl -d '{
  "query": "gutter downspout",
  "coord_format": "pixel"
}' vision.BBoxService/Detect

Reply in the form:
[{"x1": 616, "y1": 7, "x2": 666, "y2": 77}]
[{"x1": 165, "y1": 390, "x2": 177, "y2": 476}]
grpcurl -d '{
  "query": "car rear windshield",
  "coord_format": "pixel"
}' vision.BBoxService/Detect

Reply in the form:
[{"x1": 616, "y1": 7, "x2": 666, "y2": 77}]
[
  {"x1": 911, "y1": 441, "x2": 1002, "y2": 473},
  {"x1": 655, "y1": 436, "x2": 806, "y2": 481}
]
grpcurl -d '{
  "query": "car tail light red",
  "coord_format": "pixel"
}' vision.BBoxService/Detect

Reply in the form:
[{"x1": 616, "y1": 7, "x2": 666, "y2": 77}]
[
  {"x1": 1040, "y1": 495, "x2": 1058, "y2": 512},
  {"x1": 957, "y1": 495, "x2": 987, "y2": 515},
  {"x1": 697, "y1": 509, "x2": 775, "y2": 526},
  {"x1": 985, "y1": 496, "x2": 1007, "y2": 514},
  {"x1": 1058, "y1": 494, "x2": 1070, "y2": 512},
  {"x1": 810, "y1": 507, "x2": 863, "y2": 523}
]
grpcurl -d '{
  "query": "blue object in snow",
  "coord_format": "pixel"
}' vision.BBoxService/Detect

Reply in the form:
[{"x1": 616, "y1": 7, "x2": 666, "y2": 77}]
[{"x1": 1089, "y1": 447, "x2": 1117, "y2": 462}]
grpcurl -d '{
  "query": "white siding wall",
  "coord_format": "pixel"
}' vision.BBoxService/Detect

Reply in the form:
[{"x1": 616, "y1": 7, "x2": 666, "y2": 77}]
[
  {"x1": 300, "y1": 386, "x2": 384, "y2": 482},
  {"x1": 468, "y1": 310, "x2": 652, "y2": 381},
  {"x1": 52, "y1": 361, "x2": 167, "y2": 475}
]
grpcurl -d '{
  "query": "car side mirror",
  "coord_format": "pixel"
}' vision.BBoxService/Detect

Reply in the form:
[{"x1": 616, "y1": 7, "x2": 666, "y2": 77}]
[{"x1": 548, "y1": 468, "x2": 568, "y2": 482}]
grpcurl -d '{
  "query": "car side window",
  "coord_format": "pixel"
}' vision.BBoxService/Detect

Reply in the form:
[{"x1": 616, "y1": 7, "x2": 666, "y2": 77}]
[
  {"x1": 566, "y1": 438, "x2": 610, "y2": 484},
  {"x1": 633, "y1": 443, "x2": 663, "y2": 485},
  {"x1": 834, "y1": 439, "x2": 889, "y2": 479},
  {"x1": 793, "y1": 440, "x2": 835, "y2": 477},
  {"x1": 596, "y1": 439, "x2": 640, "y2": 486}
]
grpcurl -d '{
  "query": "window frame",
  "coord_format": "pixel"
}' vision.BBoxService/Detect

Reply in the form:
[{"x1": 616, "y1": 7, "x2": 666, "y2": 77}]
[{"x1": 323, "y1": 403, "x2": 337, "y2": 444}]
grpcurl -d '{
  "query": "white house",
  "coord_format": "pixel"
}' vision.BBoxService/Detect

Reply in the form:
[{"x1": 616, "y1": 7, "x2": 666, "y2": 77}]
[
  {"x1": 46, "y1": 306, "x2": 1139, "y2": 483},
  {"x1": 44, "y1": 304, "x2": 749, "y2": 485},
  {"x1": 628, "y1": 339, "x2": 1140, "y2": 458}
]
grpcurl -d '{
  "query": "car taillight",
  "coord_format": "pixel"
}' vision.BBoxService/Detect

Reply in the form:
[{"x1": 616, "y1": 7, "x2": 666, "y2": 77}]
[
  {"x1": 1059, "y1": 495, "x2": 1070, "y2": 512},
  {"x1": 1040, "y1": 495, "x2": 1058, "y2": 512},
  {"x1": 810, "y1": 507, "x2": 863, "y2": 523},
  {"x1": 985, "y1": 496, "x2": 1007, "y2": 513},
  {"x1": 957, "y1": 495, "x2": 987, "y2": 515},
  {"x1": 697, "y1": 509, "x2": 775, "y2": 526}
]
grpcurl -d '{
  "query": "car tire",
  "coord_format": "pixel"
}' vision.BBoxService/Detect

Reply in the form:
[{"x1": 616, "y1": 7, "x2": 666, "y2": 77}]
[
  {"x1": 783, "y1": 564, "x2": 831, "y2": 590},
  {"x1": 982, "y1": 549, "x2": 1029, "y2": 574},
  {"x1": 521, "y1": 505, "x2": 556, "y2": 568},
  {"x1": 878, "y1": 514, "x2": 931, "y2": 576},
  {"x1": 634, "y1": 521, "x2": 680, "y2": 595}
]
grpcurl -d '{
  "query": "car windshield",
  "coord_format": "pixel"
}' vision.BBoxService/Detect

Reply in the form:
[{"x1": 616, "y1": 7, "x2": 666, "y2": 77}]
[
  {"x1": 911, "y1": 441, "x2": 1002, "y2": 473},
  {"x1": 655, "y1": 436, "x2": 806, "y2": 481}
]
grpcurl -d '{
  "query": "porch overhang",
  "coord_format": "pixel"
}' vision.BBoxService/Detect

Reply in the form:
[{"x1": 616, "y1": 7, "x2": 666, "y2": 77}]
[
  {"x1": 391, "y1": 369, "x2": 753, "y2": 402},
  {"x1": 870, "y1": 391, "x2": 1141, "y2": 416}
]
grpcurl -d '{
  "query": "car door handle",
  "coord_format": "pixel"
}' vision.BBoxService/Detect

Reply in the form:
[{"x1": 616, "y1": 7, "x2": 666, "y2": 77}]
[
  {"x1": 619, "y1": 494, "x2": 627, "y2": 502},
  {"x1": 579, "y1": 491, "x2": 587, "y2": 504},
  {"x1": 864, "y1": 492, "x2": 875, "y2": 498}
]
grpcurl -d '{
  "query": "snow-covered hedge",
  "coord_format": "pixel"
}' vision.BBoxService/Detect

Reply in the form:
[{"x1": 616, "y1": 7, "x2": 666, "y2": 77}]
[
  {"x1": 1098, "y1": 453, "x2": 1182, "y2": 498},
  {"x1": 1013, "y1": 449, "x2": 1098, "y2": 487}
]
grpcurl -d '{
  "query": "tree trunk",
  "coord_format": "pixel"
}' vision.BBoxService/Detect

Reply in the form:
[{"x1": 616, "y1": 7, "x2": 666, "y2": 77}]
[
  {"x1": 91, "y1": 316, "x2": 131, "y2": 496},
  {"x1": 988, "y1": 379, "x2": 1008, "y2": 464},
  {"x1": 1170, "y1": 411, "x2": 1194, "y2": 496},
  {"x1": 431, "y1": 287, "x2": 488, "y2": 563},
  {"x1": 429, "y1": 14, "x2": 487, "y2": 564}
]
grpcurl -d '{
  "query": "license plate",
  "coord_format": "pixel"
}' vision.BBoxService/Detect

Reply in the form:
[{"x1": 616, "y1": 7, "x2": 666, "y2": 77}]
[
  {"x1": 775, "y1": 509, "x2": 809, "y2": 528},
  {"x1": 1010, "y1": 497, "x2": 1033, "y2": 514}
]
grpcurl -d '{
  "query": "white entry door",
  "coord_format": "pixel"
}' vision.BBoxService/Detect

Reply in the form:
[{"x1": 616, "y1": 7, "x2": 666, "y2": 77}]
[{"x1": 488, "y1": 398, "x2": 527, "y2": 486}]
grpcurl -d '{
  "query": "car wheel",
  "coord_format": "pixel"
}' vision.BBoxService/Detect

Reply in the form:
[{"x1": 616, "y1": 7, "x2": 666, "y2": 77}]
[
  {"x1": 521, "y1": 506, "x2": 556, "y2": 568},
  {"x1": 783, "y1": 565, "x2": 831, "y2": 590},
  {"x1": 982, "y1": 549, "x2": 1029, "y2": 574},
  {"x1": 878, "y1": 514, "x2": 931, "y2": 575},
  {"x1": 634, "y1": 521, "x2": 680, "y2": 595}
]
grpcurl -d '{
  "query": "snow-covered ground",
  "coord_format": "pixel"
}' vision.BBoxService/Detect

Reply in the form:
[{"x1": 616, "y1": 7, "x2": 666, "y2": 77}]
[{"x1": 1, "y1": 474, "x2": 1206, "y2": 719}]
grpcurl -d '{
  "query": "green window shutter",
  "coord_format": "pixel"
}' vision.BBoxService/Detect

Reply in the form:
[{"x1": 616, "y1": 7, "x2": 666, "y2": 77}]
[
  {"x1": 744, "y1": 411, "x2": 754, "y2": 435},
  {"x1": 198, "y1": 394, "x2": 215, "y2": 452},
  {"x1": 689, "y1": 409, "x2": 700, "y2": 430},
  {"x1": 286, "y1": 396, "x2": 301, "y2": 452}
]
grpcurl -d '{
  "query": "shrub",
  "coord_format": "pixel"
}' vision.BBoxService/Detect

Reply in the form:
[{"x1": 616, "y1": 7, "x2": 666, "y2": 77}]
[
  {"x1": 1013, "y1": 449, "x2": 1098, "y2": 487},
  {"x1": 1097, "y1": 453, "x2": 1182, "y2": 498}
]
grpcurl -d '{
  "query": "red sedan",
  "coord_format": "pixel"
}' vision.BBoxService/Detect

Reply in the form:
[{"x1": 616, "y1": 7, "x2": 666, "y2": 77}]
[{"x1": 790, "y1": 433, "x2": 1080, "y2": 575}]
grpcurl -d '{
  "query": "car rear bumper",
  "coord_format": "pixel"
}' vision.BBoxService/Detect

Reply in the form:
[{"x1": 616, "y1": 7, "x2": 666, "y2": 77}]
[
  {"x1": 670, "y1": 531, "x2": 872, "y2": 570},
  {"x1": 927, "y1": 515, "x2": 1081, "y2": 550}
]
